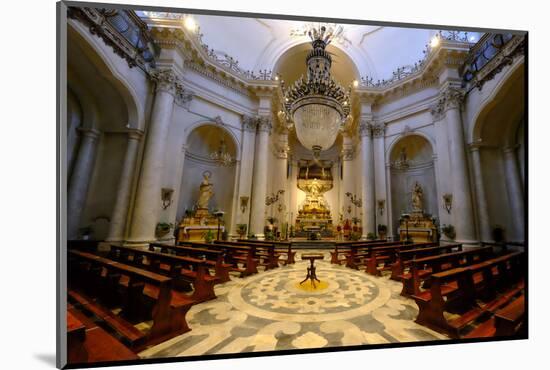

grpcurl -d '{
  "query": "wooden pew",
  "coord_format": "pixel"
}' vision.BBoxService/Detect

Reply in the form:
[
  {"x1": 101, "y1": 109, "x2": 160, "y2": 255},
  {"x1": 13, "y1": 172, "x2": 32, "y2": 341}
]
[
  {"x1": 68, "y1": 250, "x2": 195, "y2": 348},
  {"x1": 222, "y1": 240, "x2": 279, "y2": 269},
  {"x1": 109, "y1": 245, "x2": 219, "y2": 303},
  {"x1": 412, "y1": 251, "x2": 524, "y2": 338},
  {"x1": 344, "y1": 241, "x2": 422, "y2": 270},
  {"x1": 150, "y1": 242, "x2": 231, "y2": 283},
  {"x1": 400, "y1": 245, "x2": 494, "y2": 297},
  {"x1": 390, "y1": 244, "x2": 463, "y2": 280},
  {"x1": 362, "y1": 242, "x2": 436, "y2": 275},
  {"x1": 67, "y1": 310, "x2": 87, "y2": 363},
  {"x1": 179, "y1": 241, "x2": 258, "y2": 276},
  {"x1": 237, "y1": 239, "x2": 296, "y2": 265},
  {"x1": 331, "y1": 240, "x2": 387, "y2": 264},
  {"x1": 67, "y1": 305, "x2": 139, "y2": 364}
]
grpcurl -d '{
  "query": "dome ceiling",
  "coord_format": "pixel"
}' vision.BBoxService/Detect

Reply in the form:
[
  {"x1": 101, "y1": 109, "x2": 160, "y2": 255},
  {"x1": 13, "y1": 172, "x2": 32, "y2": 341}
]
[{"x1": 140, "y1": 12, "x2": 483, "y2": 82}]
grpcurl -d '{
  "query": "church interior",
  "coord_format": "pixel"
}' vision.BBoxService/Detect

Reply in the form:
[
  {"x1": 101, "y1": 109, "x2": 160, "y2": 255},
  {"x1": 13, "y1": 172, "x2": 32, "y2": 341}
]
[{"x1": 64, "y1": 5, "x2": 526, "y2": 366}]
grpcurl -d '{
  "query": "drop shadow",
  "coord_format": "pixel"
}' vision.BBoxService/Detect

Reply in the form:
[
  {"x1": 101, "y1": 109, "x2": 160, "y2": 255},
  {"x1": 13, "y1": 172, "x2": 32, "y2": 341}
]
[{"x1": 34, "y1": 353, "x2": 57, "y2": 367}]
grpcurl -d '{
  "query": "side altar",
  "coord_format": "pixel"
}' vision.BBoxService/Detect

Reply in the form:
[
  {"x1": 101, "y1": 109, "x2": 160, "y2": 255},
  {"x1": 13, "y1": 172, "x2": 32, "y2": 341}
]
[
  {"x1": 398, "y1": 182, "x2": 437, "y2": 242},
  {"x1": 176, "y1": 171, "x2": 223, "y2": 242}
]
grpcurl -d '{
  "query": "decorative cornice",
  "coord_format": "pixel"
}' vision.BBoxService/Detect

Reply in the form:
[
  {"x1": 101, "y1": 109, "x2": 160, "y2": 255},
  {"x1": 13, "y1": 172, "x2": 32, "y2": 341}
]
[
  {"x1": 68, "y1": 7, "x2": 156, "y2": 73},
  {"x1": 462, "y1": 34, "x2": 525, "y2": 91}
]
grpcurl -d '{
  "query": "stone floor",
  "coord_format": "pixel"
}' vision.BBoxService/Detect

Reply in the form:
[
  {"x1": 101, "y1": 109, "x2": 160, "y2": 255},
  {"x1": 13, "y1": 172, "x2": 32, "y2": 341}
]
[{"x1": 138, "y1": 250, "x2": 448, "y2": 359}]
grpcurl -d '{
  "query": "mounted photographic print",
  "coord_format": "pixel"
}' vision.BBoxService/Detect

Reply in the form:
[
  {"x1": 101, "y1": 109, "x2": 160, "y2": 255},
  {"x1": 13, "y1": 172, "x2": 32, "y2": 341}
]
[{"x1": 57, "y1": 1, "x2": 527, "y2": 368}]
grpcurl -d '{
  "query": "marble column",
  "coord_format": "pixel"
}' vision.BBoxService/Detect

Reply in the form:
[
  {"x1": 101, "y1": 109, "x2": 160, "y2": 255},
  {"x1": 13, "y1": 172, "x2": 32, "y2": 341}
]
[
  {"x1": 341, "y1": 131, "x2": 355, "y2": 219},
  {"x1": 105, "y1": 130, "x2": 143, "y2": 242},
  {"x1": 469, "y1": 145, "x2": 491, "y2": 242},
  {"x1": 249, "y1": 117, "x2": 271, "y2": 238},
  {"x1": 503, "y1": 147, "x2": 525, "y2": 241},
  {"x1": 359, "y1": 121, "x2": 375, "y2": 238},
  {"x1": 433, "y1": 86, "x2": 476, "y2": 242},
  {"x1": 372, "y1": 123, "x2": 387, "y2": 230},
  {"x1": 233, "y1": 116, "x2": 257, "y2": 232},
  {"x1": 67, "y1": 127, "x2": 101, "y2": 239},
  {"x1": 127, "y1": 69, "x2": 190, "y2": 244},
  {"x1": 274, "y1": 131, "x2": 290, "y2": 223},
  {"x1": 385, "y1": 163, "x2": 394, "y2": 240}
]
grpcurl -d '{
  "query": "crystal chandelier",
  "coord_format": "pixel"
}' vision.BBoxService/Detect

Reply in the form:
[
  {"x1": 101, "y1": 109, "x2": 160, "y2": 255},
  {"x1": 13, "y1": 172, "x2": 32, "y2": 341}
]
[
  {"x1": 282, "y1": 26, "x2": 351, "y2": 159},
  {"x1": 210, "y1": 135, "x2": 233, "y2": 166}
]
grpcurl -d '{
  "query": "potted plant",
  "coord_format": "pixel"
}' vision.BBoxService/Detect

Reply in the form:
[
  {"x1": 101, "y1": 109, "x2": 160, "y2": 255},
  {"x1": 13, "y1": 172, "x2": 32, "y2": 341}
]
[
  {"x1": 350, "y1": 231, "x2": 361, "y2": 241},
  {"x1": 367, "y1": 232, "x2": 376, "y2": 241},
  {"x1": 377, "y1": 224, "x2": 387, "y2": 240},
  {"x1": 237, "y1": 224, "x2": 248, "y2": 238},
  {"x1": 202, "y1": 229, "x2": 215, "y2": 244},
  {"x1": 155, "y1": 222, "x2": 173, "y2": 238},
  {"x1": 289, "y1": 225, "x2": 295, "y2": 238},
  {"x1": 265, "y1": 230, "x2": 275, "y2": 241},
  {"x1": 441, "y1": 224, "x2": 456, "y2": 240}
]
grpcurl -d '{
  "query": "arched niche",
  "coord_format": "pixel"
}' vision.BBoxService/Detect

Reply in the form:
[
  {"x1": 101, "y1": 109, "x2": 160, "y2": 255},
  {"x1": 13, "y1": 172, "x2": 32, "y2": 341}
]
[
  {"x1": 67, "y1": 25, "x2": 141, "y2": 240},
  {"x1": 177, "y1": 124, "x2": 239, "y2": 232},
  {"x1": 389, "y1": 135, "x2": 437, "y2": 235},
  {"x1": 471, "y1": 64, "x2": 525, "y2": 242}
]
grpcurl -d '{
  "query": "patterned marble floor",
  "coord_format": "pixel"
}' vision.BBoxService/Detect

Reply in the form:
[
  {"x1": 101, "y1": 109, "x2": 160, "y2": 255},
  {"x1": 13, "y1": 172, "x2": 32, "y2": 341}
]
[{"x1": 138, "y1": 250, "x2": 448, "y2": 359}]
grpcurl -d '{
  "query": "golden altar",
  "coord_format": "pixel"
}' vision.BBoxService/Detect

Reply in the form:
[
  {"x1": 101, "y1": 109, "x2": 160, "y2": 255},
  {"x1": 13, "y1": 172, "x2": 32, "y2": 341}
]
[
  {"x1": 398, "y1": 211, "x2": 437, "y2": 242},
  {"x1": 294, "y1": 161, "x2": 334, "y2": 235}
]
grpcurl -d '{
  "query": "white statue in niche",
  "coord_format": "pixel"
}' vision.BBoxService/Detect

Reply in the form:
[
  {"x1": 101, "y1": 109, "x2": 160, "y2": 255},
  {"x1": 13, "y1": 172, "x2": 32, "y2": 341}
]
[
  {"x1": 411, "y1": 181, "x2": 423, "y2": 212},
  {"x1": 197, "y1": 170, "x2": 214, "y2": 209}
]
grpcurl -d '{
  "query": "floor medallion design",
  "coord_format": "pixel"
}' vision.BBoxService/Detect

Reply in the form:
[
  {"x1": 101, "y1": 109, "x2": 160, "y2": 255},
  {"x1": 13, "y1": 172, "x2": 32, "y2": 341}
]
[{"x1": 138, "y1": 250, "x2": 448, "y2": 359}]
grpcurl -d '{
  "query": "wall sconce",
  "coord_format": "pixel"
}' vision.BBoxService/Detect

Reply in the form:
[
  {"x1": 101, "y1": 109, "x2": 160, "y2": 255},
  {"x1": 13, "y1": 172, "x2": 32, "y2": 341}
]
[
  {"x1": 442, "y1": 193, "x2": 453, "y2": 214},
  {"x1": 240, "y1": 196, "x2": 249, "y2": 213},
  {"x1": 161, "y1": 188, "x2": 174, "y2": 210},
  {"x1": 377, "y1": 199, "x2": 386, "y2": 215}
]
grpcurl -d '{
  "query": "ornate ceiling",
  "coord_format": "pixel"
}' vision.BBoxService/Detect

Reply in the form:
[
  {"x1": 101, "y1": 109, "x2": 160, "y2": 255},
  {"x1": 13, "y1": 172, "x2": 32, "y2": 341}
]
[{"x1": 137, "y1": 11, "x2": 482, "y2": 83}]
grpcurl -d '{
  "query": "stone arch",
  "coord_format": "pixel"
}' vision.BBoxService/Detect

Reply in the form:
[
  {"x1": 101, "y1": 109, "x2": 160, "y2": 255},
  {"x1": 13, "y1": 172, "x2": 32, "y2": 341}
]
[
  {"x1": 68, "y1": 21, "x2": 144, "y2": 130},
  {"x1": 183, "y1": 120, "x2": 241, "y2": 161},
  {"x1": 470, "y1": 60, "x2": 525, "y2": 145},
  {"x1": 387, "y1": 134, "x2": 438, "y2": 237},
  {"x1": 385, "y1": 131, "x2": 436, "y2": 164},
  {"x1": 273, "y1": 41, "x2": 360, "y2": 88}
]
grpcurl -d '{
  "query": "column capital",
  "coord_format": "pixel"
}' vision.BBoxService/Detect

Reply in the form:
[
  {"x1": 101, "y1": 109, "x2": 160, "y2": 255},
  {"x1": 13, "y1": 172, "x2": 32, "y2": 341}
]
[
  {"x1": 358, "y1": 119, "x2": 374, "y2": 138},
  {"x1": 372, "y1": 122, "x2": 386, "y2": 138},
  {"x1": 150, "y1": 68, "x2": 179, "y2": 94},
  {"x1": 77, "y1": 127, "x2": 101, "y2": 141},
  {"x1": 257, "y1": 116, "x2": 272, "y2": 133},
  {"x1": 430, "y1": 85, "x2": 465, "y2": 120},
  {"x1": 241, "y1": 115, "x2": 258, "y2": 132},
  {"x1": 150, "y1": 68, "x2": 194, "y2": 108},
  {"x1": 502, "y1": 145, "x2": 519, "y2": 154},
  {"x1": 126, "y1": 129, "x2": 144, "y2": 141}
]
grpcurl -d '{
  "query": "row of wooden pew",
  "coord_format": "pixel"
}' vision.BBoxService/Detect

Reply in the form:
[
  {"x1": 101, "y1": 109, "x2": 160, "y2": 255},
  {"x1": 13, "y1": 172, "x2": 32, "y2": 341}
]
[
  {"x1": 67, "y1": 238, "x2": 295, "y2": 363},
  {"x1": 332, "y1": 239, "x2": 525, "y2": 339}
]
